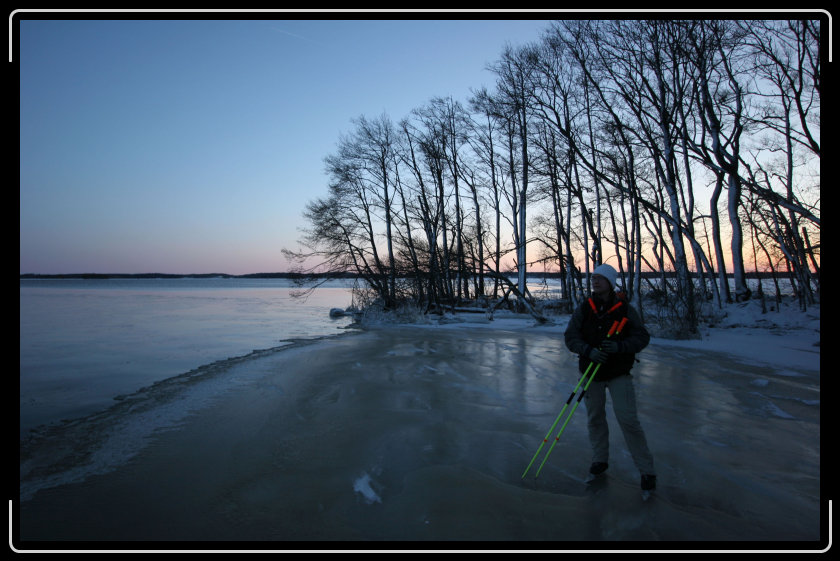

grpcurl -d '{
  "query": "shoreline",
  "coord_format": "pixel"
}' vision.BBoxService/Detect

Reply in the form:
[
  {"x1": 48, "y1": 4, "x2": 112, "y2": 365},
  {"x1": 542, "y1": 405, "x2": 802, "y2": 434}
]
[
  {"x1": 19, "y1": 331, "x2": 367, "y2": 499},
  {"x1": 17, "y1": 319, "x2": 822, "y2": 547}
]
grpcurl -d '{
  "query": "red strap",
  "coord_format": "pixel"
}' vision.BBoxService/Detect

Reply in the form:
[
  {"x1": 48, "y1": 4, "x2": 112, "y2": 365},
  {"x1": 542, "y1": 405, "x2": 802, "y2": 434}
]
[{"x1": 607, "y1": 301, "x2": 624, "y2": 314}]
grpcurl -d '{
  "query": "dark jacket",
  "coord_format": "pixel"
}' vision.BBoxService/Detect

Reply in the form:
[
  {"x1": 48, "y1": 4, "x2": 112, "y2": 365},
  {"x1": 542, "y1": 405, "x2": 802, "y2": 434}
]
[{"x1": 564, "y1": 291, "x2": 650, "y2": 381}]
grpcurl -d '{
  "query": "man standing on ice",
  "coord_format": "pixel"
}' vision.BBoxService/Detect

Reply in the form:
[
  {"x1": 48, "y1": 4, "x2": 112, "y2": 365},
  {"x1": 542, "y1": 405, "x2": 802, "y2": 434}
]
[{"x1": 564, "y1": 263, "x2": 657, "y2": 496}]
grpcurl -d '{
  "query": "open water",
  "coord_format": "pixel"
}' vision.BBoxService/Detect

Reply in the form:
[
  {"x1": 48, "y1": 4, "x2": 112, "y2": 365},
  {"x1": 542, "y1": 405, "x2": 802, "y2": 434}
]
[{"x1": 19, "y1": 277, "x2": 355, "y2": 436}]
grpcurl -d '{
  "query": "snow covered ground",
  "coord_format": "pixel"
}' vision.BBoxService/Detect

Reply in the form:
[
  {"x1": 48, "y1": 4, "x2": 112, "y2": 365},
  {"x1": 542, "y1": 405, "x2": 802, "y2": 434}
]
[
  {"x1": 16, "y1": 296, "x2": 823, "y2": 551},
  {"x1": 411, "y1": 295, "x2": 820, "y2": 370}
]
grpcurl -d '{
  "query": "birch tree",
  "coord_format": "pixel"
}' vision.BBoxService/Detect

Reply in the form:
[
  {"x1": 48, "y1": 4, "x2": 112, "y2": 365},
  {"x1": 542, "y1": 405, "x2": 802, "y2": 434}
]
[
  {"x1": 682, "y1": 20, "x2": 752, "y2": 302},
  {"x1": 489, "y1": 44, "x2": 539, "y2": 297},
  {"x1": 737, "y1": 19, "x2": 820, "y2": 307},
  {"x1": 467, "y1": 88, "x2": 506, "y2": 298}
]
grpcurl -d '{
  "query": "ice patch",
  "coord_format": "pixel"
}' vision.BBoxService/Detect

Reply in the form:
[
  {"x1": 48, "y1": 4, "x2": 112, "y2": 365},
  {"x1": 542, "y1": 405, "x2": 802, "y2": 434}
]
[
  {"x1": 19, "y1": 349, "x2": 277, "y2": 502},
  {"x1": 353, "y1": 472, "x2": 382, "y2": 504},
  {"x1": 749, "y1": 392, "x2": 796, "y2": 419},
  {"x1": 765, "y1": 404, "x2": 796, "y2": 419}
]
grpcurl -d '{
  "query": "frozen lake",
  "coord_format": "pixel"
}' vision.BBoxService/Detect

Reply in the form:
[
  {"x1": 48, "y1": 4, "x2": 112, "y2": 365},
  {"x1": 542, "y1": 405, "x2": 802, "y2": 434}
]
[
  {"x1": 17, "y1": 278, "x2": 822, "y2": 549},
  {"x1": 17, "y1": 324, "x2": 821, "y2": 546}
]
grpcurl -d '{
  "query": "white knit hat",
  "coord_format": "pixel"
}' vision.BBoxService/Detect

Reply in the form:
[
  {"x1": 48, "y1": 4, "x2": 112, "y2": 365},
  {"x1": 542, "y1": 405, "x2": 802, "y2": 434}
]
[{"x1": 592, "y1": 263, "x2": 618, "y2": 288}]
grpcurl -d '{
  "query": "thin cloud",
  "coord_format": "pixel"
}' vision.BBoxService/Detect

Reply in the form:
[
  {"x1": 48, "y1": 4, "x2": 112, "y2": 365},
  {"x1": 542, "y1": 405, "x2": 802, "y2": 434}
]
[{"x1": 268, "y1": 26, "x2": 323, "y2": 46}]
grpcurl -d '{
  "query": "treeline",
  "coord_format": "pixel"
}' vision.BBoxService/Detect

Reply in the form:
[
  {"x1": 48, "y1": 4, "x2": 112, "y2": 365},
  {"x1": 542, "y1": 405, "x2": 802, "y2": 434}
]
[{"x1": 285, "y1": 19, "x2": 821, "y2": 331}]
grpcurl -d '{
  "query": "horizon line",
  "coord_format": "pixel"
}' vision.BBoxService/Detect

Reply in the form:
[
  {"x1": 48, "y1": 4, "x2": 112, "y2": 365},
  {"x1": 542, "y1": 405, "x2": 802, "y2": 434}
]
[{"x1": 20, "y1": 270, "x2": 790, "y2": 279}]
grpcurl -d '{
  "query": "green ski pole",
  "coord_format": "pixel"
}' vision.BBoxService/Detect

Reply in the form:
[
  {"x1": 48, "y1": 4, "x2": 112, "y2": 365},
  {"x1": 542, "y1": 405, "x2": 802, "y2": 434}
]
[
  {"x1": 521, "y1": 360, "x2": 597, "y2": 479},
  {"x1": 522, "y1": 319, "x2": 620, "y2": 479},
  {"x1": 532, "y1": 317, "x2": 628, "y2": 479}
]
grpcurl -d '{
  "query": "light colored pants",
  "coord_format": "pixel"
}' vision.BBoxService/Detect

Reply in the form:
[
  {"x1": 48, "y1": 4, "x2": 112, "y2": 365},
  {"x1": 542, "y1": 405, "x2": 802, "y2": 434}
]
[{"x1": 584, "y1": 374, "x2": 655, "y2": 475}]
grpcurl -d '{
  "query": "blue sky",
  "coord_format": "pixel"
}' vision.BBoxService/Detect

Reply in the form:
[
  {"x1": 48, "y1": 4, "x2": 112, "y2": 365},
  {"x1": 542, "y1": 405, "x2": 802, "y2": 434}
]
[{"x1": 19, "y1": 16, "x2": 552, "y2": 275}]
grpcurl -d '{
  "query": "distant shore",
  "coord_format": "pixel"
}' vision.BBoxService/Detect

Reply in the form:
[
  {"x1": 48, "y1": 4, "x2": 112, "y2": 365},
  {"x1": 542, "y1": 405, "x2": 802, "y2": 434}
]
[
  {"x1": 19, "y1": 272, "x2": 356, "y2": 280},
  {"x1": 20, "y1": 271, "x2": 786, "y2": 280}
]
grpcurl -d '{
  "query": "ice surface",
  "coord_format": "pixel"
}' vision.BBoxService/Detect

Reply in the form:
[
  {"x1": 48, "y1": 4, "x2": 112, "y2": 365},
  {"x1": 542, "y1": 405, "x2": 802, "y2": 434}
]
[{"x1": 17, "y1": 300, "x2": 822, "y2": 548}]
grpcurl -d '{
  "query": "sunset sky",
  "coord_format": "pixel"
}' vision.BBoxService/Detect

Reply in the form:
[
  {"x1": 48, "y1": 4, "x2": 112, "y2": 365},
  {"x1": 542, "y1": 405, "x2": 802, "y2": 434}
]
[{"x1": 19, "y1": 14, "x2": 551, "y2": 275}]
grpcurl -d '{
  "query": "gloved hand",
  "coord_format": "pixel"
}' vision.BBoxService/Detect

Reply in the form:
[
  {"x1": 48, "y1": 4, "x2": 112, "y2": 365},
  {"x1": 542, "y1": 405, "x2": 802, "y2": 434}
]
[
  {"x1": 588, "y1": 346, "x2": 609, "y2": 364},
  {"x1": 601, "y1": 340, "x2": 621, "y2": 354}
]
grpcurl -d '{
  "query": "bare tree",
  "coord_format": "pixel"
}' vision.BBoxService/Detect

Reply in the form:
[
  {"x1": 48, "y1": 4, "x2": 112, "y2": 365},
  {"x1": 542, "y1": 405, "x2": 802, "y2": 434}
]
[
  {"x1": 288, "y1": 17, "x2": 820, "y2": 328},
  {"x1": 737, "y1": 19, "x2": 821, "y2": 308},
  {"x1": 467, "y1": 88, "x2": 506, "y2": 299},
  {"x1": 489, "y1": 43, "x2": 539, "y2": 298}
]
